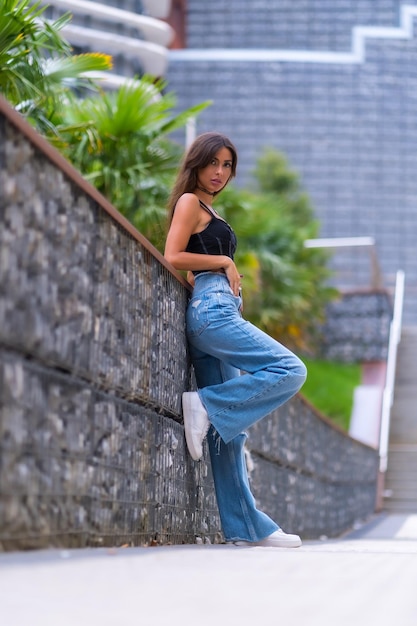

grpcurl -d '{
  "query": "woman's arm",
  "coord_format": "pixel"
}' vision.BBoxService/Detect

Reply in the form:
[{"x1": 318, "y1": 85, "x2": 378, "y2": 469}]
[{"x1": 164, "y1": 194, "x2": 241, "y2": 295}]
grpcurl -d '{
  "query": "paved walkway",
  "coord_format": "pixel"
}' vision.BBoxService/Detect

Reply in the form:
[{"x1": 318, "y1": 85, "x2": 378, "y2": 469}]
[{"x1": 1, "y1": 513, "x2": 417, "y2": 626}]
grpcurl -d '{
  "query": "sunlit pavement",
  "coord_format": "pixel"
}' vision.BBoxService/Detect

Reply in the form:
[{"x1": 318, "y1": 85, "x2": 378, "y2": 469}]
[{"x1": 1, "y1": 513, "x2": 417, "y2": 626}]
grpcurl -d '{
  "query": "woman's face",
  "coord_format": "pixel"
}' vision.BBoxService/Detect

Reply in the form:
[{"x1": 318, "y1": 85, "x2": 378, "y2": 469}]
[{"x1": 197, "y1": 147, "x2": 233, "y2": 194}]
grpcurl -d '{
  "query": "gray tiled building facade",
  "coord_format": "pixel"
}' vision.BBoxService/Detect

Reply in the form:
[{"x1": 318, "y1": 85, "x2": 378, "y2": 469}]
[
  {"x1": 167, "y1": 1, "x2": 417, "y2": 324},
  {"x1": 186, "y1": 0, "x2": 415, "y2": 51}
]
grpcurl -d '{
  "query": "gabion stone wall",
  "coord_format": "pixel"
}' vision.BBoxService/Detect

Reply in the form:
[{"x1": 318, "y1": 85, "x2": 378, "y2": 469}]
[
  {"x1": 320, "y1": 292, "x2": 392, "y2": 362},
  {"x1": 0, "y1": 350, "x2": 219, "y2": 550},
  {"x1": 0, "y1": 100, "x2": 220, "y2": 550},
  {"x1": 246, "y1": 395, "x2": 379, "y2": 539},
  {"x1": 0, "y1": 97, "x2": 379, "y2": 550}
]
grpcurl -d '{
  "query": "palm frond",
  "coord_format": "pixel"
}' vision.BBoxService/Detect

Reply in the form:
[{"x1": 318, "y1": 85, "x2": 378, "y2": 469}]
[
  {"x1": 159, "y1": 100, "x2": 213, "y2": 134},
  {"x1": 42, "y1": 53, "x2": 112, "y2": 83}
]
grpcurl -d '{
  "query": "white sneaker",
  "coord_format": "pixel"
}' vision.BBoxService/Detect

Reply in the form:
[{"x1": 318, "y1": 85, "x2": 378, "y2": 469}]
[
  {"x1": 182, "y1": 392, "x2": 210, "y2": 461},
  {"x1": 233, "y1": 529, "x2": 302, "y2": 548}
]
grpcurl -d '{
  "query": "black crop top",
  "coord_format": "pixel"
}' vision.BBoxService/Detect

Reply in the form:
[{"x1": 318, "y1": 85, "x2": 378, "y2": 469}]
[{"x1": 186, "y1": 201, "x2": 237, "y2": 275}]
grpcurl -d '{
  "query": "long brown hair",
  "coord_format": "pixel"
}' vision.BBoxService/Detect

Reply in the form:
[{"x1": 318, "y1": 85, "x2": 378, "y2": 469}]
[{"x1": 167, "y1": 132, "x2": 238, "y2": 222}]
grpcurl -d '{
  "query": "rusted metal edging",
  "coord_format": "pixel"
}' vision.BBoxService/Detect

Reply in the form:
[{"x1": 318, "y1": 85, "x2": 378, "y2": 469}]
[{"x1": 0, "y1": 95, "x2": 190, "y2": 290}]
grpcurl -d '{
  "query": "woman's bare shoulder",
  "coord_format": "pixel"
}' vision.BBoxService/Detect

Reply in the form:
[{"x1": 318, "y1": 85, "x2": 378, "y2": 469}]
[
  {"x1": 173, "y1": 193, "x2": 200, "y2": 219},
  {"x1": 176, "y1": 192, "x2": 199, "y2": 208}
]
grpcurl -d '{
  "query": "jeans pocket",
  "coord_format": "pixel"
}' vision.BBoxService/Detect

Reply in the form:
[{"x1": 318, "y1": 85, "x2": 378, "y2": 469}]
[{"x1": 186, "y1": 296, "x2": 210, "y2": 337}]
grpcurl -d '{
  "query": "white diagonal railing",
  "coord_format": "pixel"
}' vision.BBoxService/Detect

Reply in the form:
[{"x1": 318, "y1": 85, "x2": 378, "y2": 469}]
[{"x1": 379, "y1": 269, "x2": 405, "y2": 473}]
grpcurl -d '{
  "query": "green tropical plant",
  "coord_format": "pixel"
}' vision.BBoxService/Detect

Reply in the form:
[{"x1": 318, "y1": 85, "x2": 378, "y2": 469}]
[
  {"x1": 0, "y1": 0, "x2": 112, "y2": 135},
  {"x1": 59, "y1": 78, "x2": 211, "y2": 248},
  {"x1": 0, "y1": 1, "x2": 211, "y2": 248}
]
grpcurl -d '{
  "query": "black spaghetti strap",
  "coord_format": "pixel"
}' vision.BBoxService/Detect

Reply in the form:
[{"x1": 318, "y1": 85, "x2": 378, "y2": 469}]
[
  {"x1": 199, "y1": 199, "x2": 215, "y2": 216},
  {"x1": 199, "y1": 199, "x2": 228, "y2": 224}
]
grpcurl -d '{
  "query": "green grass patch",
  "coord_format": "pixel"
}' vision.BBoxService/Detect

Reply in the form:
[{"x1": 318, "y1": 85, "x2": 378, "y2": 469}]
[{"x1": 300, "y1": 358, "x2": 361, "y2": 432}]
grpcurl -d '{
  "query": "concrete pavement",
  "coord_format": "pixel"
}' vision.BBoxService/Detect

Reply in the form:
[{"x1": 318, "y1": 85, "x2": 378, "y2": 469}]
[{"x1": 1, "y1": 513, "x2": 417, "y2": 626}]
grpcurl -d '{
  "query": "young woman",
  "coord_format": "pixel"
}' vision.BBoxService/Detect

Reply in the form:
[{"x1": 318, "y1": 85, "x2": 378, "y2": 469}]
[{"x1": 164, "y1": 132, "x2": 307, "y2": 547}]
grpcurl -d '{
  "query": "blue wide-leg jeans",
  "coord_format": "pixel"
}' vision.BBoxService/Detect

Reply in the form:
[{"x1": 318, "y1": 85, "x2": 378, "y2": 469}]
[{"x1": 185, "y1": 272, "x2": 307, "y2": 542}]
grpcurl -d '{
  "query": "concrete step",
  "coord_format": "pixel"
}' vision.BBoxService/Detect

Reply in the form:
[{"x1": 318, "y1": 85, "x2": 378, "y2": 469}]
[
  {"x1": 390, "y1": 327, "x2": 417, "y2": 443},
  {"x1": 382, "y1": 500, "x2": 417, "y2": 513},
  {"x1": 392, "y1": 382, "x2": 417, "y2": 404},
  {"x1": 382, "y1": 328, "x2": 417, "y2": 514},
  {"x1": 387, "y1": 445, "x2": 417, "y2": 467},
  {"x1": 383, "y1": 482, "x2": 417, "y2": 499},
  {"x1": 386, "y1": 481, "x2": 417, "y2": 492},
  {"x1": 389, "y1": 410, "x2": 417, "y2": 443},
  {"x1": 394, "y1": 327, "x2": 417, "y2": 384},
  {"x1": 385, "y1": 472, "x2": 417, "y2": 488},
  {"x1": 386, "y1": 474, "x2": 417, "y2": 486},
  {"x1": 383, "y1": 446, "x2": 417, "y2": 513}
]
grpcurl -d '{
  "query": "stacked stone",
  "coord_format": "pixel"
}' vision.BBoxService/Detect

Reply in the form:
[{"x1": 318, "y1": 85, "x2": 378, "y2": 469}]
[
  {"x1": 0, "y1": 350, "x2": 220, "y2": 550},
  {"x1": 0, "y1": 114, "x2": 219, "y2": 550},
  {"x1": 320, "y1": 292, "x2": 392, "y2": 362},
  {"x1": 247, "y1": 395, "x2": 379, "y2": 539},
  {"x1": 0, "y1": 118, "x2": 189, "y2": 412}
]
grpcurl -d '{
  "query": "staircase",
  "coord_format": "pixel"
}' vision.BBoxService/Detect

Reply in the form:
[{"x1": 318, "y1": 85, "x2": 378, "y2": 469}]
[{"x1": 383, "y1": 326, "x2": 417, "y2": 512}]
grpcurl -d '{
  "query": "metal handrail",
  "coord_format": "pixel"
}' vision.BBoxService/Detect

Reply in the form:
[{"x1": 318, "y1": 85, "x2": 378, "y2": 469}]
[{"x1": 379, "y1": 269, "x2": 405, "y2": 472}]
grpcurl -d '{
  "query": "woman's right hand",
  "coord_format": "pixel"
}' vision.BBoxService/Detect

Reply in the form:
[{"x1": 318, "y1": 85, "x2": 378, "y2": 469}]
[{"x1": 223, "y1": 258, "x2": 242, "y2": 296}]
